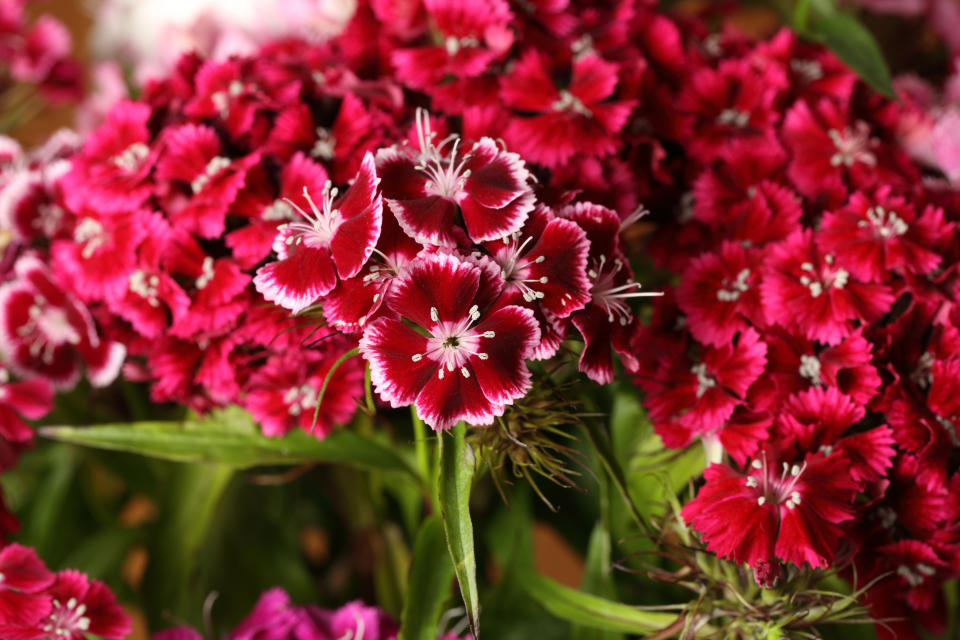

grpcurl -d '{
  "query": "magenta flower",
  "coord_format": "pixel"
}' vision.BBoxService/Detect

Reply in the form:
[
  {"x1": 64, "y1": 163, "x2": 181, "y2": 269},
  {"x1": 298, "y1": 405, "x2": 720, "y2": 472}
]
[
  {"x1": 0, "y1": 544, "x2": 54, "y2": 627},
  {"x1": 683, "y1": 452, "x2": 858, "y2": 569},
  {"x1": 819, "y1": 187, "x2": 949, "y2": 282},
  {"x1": 500, "y1": 50, "x2": 635, "y2": 168},
  {"x1": 0, "y1": 255, "x2": 125, "y2": 389},
  {"x1": 360, "y1": 252, "x2": 540, "y2": 430},
  {"x1": 676, "y1": 241, "x2": 765, "y2": 347},
  {"x1": 376, "y1": 110, "x2": 534, "y2": 247},
  {"x1": 760, "y1": 230, "x2": 895, "y2": 345},
  {"x1": 155, "y1": 123, "x2": 260, "y2": 238},
  {"x1": 254, "y1": 151, "x2": 383, "y2": 314},
  {"x1": 25, "y1": 569, "x2": 130, "y2": 640},
  {"x1": 0, "y1": 364, "x2": 52, "y2": 456}
]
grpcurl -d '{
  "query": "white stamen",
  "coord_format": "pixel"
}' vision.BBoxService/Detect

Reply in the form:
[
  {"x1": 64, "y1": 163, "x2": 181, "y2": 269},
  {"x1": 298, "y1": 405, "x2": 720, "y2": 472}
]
[{"x1": 799, "y1": 354, "x2": 822, "y2": 386}]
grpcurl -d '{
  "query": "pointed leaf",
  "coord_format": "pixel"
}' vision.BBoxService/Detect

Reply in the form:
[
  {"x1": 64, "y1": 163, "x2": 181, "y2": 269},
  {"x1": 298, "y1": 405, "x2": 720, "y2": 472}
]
[
  {"x1": 572, "y1": 523, "x2": 624, "y2": 640},
  {"x1": 438, "y1": 423, "x2": 479, "y2": 638},
  {"x1": 522, "y1": 572, "x2": 678, "y2": 634},
  {"x1": 39, "y1": 408, "x2": 417, "y2": 475},
  {"x1": 399, "y1": 516, "x2": 455, "y2": 640}
]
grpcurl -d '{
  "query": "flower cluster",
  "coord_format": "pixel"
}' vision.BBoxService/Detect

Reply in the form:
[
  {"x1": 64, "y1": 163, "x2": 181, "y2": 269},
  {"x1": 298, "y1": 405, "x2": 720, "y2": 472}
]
[
  {"x1": 154, "y1": 588, "x2": 468, "y2": 640},
  {"x1": 0, "y1": 0, "x2": 82, "y2": 103},
  {"x1": 0, "y1": 543, "x2": 130, "y2": 640},
  {"x1": 621, "y1": 24, "x2": 960, "y2": 640}
]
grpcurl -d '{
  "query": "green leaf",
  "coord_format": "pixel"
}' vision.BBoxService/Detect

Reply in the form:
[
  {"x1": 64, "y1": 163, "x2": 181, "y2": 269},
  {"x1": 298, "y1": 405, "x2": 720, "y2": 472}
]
[
  {"x1": 582, "y1": 420, "x2": 649, "y2": 534},
  {"x1": 792, "y1": 1, "x2": 896, "y2": 99},
  {"x1": 438, "y1": 423, "x2": 479, "y2": 638},
  {"x1": 39, "y1": 407, "x2": 416, "y2": 476},
  {"x1": 399, "y1": 516, "x2": 456, "y2": 640},
  {"x1": 144, "y1": 462, "x2": 234, "y2": 625},
  {"x1": 522, "y1": 572, "x2": 679, "y2": 635},
  {"x1": 572, "y1": 523, "x2": 625, "y2": 640}
]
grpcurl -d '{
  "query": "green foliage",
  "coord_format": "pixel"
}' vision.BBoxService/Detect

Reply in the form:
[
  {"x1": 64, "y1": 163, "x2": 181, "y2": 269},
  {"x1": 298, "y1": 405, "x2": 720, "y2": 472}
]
[
  {"x1": 39, "y1": 406, "x2": 417, "y2": 475},
  {"x1": 788, "y1": 0, "x2": 896, "y2": 98},
  {"x1": 438, "y1": 423, "x2": 480, "y2": 638},
  {"x1": 399, "y1": 516, "x2": 456, "y2": 640}
]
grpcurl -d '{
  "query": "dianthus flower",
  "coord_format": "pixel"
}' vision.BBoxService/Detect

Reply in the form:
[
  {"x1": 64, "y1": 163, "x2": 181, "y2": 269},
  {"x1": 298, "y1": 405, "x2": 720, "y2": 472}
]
[
  {"x1": 360, "y1": 252, "x2": 540, "y2": 430},
  {"x1": 254, "y1": 152, "x2": 382, "y2": 314},
  {"x1": 682, "y1": 452, "x2": 858, "y2": 569},
  {"x1": 376, "y1": 110, "x2": 534, "y2": 247}
]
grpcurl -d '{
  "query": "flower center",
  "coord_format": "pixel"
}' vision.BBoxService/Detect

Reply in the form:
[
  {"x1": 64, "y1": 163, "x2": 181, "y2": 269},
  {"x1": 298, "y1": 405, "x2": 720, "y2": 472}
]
[
  {"x1": 414, "y1": 110, "x2": 472, "y2": 201},
  {"x1": 129, "y1": 269, "x2": 161, "y2": 306},
  {"x1": 746, "y1": 457, "x2": 806, "y2": 509},
  {"x1": 282, "y1": 182, "x2": 344, "y2": 249},
  {"x1": 859, "y1": 205, "x2": 908, "y2": 238},
  {"x1": 897, "y1": 563, "x2": 936, "y2": 587},
  {"x1": 911, "y1": 350, "x2": 934, "y2": 389},
  {"x1": 191, "y1": 156, "x2": 231, "y2": 194},
  {"x1": 44, "y1": 597, "x2": 91, "y2": 637},
  {"x1": 716, "y1": 268, "x2": 750, "y2": 302},
  {"x1": 212, "y1": 79, "x2": 247, "y2": 118},
  {"x1": 411, "y1": 305, "x2": 495, "y2": 380},
  {"x1": 588, "y1": 255, "x2": 662, "y2": 325},
  {"x1": 195, "y1": 257, "x2": 215, "y2": 290},
  {"x1": 791, "y1": 59, "x2": 824, "y2": 82},
  {"x1": 494, "y1": 233, "x2": 548, "y2": 302},
  {"x1": 284, "y1": 384, "x2": 317, "y2": 416},
  {"x1": 312, "y1": 127, "x2": 336, "y2": 160},
  {"x1": 799, "y1": 354, "x2": 822, "y2": 386},
  {"x1": 552, "y1": 90, "x2": 591, "y2": 117},
  {"x1": 691, "y1": 362, "x2": 716, "y2": 398},
  {"x1": 827, "y1": 123, "x2": 877, "y2": 168},
  {"x1": 716, "y1": 108, "x2": 750, "y2": 128},
  {"x1": 74, "y1": 218, "x2": 106, "y2": 259},
  {"x1": 797, "y1": 257, "x2": 848, "y2": 298},
  {"x1": 263, "y1": 199, "x2": 297, "y2": 221},
  {"x1": 111, "y1": 142, "x2": 149, "y2": 171}
]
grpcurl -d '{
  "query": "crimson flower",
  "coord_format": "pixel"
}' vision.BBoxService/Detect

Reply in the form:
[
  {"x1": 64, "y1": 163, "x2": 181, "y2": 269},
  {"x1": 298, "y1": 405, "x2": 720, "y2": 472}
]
[
  {"x1": 819, "y1": 187, "x2": 949, "y2": 282},
  {"x1": 683, "y1": 452, "x2": 858, "y2": 569},
  {"x1": 499, "y1": 50, "x2": 635, "y2": 168},
  {"x1": 376, "y1": 110, "x2": 534, "y2": 247},
  {"x1": 254, "y1": 152, "x2": 383, "y2": 314},
  {"x1": 760, "y1": 230, "x2": 894, "y2": 345},
  {"x1": 0, "y1": 544, "x2": 54, "y2": 627},
  {"x1": 0, "y1": 255, "x2": 125, "y2": 389},
  {"x1": 359, "y1": 252, "x2": 540, "y2": 430}
]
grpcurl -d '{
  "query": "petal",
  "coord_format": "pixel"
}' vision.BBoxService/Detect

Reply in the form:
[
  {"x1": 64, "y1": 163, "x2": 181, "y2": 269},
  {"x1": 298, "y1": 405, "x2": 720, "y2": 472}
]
[
  {"x1": 387, "y1": 196, "x2": 459, "y2": 247},
  {"x1": 0, "y1": 544, "x2": 54, "y2": 592},
  {"x1": 415, "y1": 363, "x2": 500, "y2": 430},
  {"x1": 471, "y1": 305, "x2": 540, "y2": 404},
  {"x1": 359, "y1": 317, "x2": 435, "y2": 408},
  {"x1": 331, "y1": 192, "x2": 383, "y2": 280},
  {"x1": 462, "y1": 138, "x2": 531, "y2": 209},
  {"x1": 2, "y1": 379, "x2": 53, "y2": 420},
  {"x1": 386, "y1": 253, "x2": 480, "y2": 328},
  {"x1": 335, "y1": 152, "x2": 380, "y2": 219},
  {"x1": 526, "y1": 218, "x2": 592, "y2": 317},
  {"x1": 253, "y1": 245, "x2": 338, "y2": 314}
]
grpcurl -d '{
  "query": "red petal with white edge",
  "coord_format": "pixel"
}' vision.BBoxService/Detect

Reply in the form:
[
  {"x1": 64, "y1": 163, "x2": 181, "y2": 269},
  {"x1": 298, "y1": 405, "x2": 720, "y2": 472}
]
[
  {"x1": 526, "y1": 218, "x2": 592, "y2": 317},
  {"x1": 386, "y1": 253, "x2": 480, "y2": 328},
  {"x1": 571, "y1": 305, "x2": 617, "y2": 384},
  {"x1": 461, "y1": 188, "x2": 534, "y2": 244},
  {"x1": 332, "y1": 193, "x2": 382, "y2": 280},
  {"x1": 388, "y1": 195, "x2": 460, "y2": 247},
  {"x1": 375, "y1": 147, "x2": 428, "y2": 201},
  {"x1": 80, "y1": 340, "x2": 126, "y2": 388},
  {"x1": 336, "y1": 152, "x2": 380, "y2": 220},
  {"x1": 0, "y1": 543, "x2": 55, "y2": 592},
  {"x1": 415, "y1": 363, "x2": 501, "y2": 431},
  {"x1": 2, "y1": 379, "x2": 53, "y2": 420},
  {"x1": 463, "y1": 139, "x2": 531, "y2": 209},
  {"x1": 359, "y1": 317, "x2": 435, "y2": 408},
  {"x1": 471, "y1": 305, "x2": 539, "y2": 404},
  {"x1": 322, "y1": 273, "x2": 386, "y2": 333},
  {"x1": 254, "y1": 245, "x2": 338, "y2": 314}
]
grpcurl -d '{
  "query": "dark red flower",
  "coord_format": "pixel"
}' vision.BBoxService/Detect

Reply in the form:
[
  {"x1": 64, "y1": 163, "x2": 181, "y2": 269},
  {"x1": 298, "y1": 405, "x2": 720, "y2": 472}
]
[
  {"x1": 682, "y1": 452, "x2": 858, "y2": 569},
  {"x1": 760, "y1": 230, "x2": 895, "y2": 345},
  {"x1": 0, "y1": 544, "x2": 54, "y2": 627},
  {"x1": 376, "y1": 110, "x2": 534, "y2": 247},
  {"x1": 359, "y1": 252, "x2": 540, "y2": 430},
  {"x1": 254, "y1": 152, "x2": 383, "y2": 314},
  {"x1": 500, "y1": 50, "x2": 635, "y2": 168}
]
